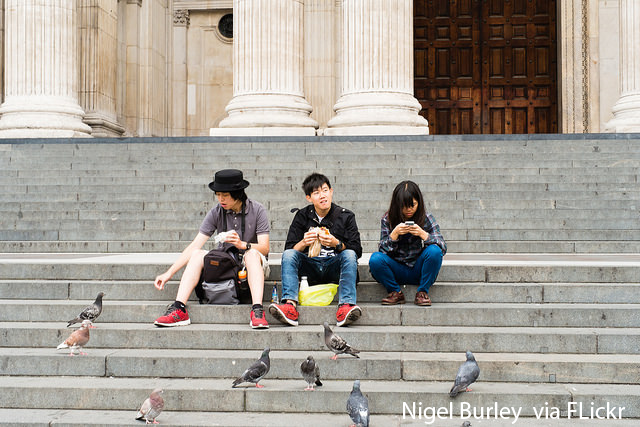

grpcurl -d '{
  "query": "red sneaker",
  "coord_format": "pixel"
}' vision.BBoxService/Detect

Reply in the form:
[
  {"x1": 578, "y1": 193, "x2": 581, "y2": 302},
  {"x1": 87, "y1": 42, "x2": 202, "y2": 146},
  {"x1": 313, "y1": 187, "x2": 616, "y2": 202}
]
[
  {"x1": 250, "y1": 306, "x2": 269, "y2": 329},
  {"x1": 336, "y1": 304, "x2": 361, "y2": 327},
  {"x1": 154, "y1": 304, "x2": 190, "y2": 327},
  {"x1": 268, "y1": 302, "x2": 299, "y2": 326}
]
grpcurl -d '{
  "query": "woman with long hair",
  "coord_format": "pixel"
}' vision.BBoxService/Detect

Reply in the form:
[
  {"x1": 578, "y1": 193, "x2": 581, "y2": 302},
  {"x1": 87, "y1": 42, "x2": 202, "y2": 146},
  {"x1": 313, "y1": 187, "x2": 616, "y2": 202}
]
[{"x1": 368, "y1": 180, "x2": 446, "y2": 306}]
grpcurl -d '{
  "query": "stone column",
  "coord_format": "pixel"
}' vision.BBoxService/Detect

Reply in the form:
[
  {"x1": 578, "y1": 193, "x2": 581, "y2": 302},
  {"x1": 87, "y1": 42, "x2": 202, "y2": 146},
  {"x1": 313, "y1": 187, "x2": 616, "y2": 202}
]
[
  {"x1": 0, "y1": 0, "x2": 92, "y2": 138},
  {"x1": 325, "y1": 0, "x2": 428, "y2": 135},
  {"x1": 78, "y1": 0, "x2": 125, "y2": 137},
  {"x1": 605, "y1": 0, "x2": 640, "y2": 132},
  {"x1": 171, "y1": 9, "x2": 189, "y2": 137},
  {"x1": 211, "y1": 0, "x2": 318, "y2": 136}
]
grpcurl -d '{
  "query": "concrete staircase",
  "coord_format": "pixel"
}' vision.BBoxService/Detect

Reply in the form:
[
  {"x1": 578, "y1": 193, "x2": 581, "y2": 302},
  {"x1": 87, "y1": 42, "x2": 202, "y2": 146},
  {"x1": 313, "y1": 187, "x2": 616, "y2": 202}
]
[
  {"x1": 1, "y1": 134, "x2": 639, "y2": 253},
  {"x1": 0, "y1": 135, "x2": 639, "y2": 425},
  {"x1": 1, "y1": 253, "x2": 640, "y2": 425}
]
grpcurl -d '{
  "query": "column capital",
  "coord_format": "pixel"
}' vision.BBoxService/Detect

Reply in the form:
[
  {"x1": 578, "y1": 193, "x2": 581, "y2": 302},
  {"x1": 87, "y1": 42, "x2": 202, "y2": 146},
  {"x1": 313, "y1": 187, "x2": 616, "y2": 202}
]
[{"x1": 173, "y1": 9, "x2": 190, "y2": 27}]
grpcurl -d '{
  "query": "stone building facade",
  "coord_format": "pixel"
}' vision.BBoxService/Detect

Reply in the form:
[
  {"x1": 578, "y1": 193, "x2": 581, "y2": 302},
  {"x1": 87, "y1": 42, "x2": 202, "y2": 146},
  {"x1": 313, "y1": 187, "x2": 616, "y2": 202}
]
[{"x1": 0, "y1": 0, "x2": 638, "y2": 138}]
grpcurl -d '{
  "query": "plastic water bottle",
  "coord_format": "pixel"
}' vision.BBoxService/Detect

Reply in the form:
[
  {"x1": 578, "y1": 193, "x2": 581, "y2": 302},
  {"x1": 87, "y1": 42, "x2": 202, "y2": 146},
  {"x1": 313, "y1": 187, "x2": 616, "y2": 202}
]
[
  {"x1": 300, "y1": 276, "x2": 309, "y2": 290},
  {"x1": 271, "y1": 283, "x2": 279, "y2": 304}
]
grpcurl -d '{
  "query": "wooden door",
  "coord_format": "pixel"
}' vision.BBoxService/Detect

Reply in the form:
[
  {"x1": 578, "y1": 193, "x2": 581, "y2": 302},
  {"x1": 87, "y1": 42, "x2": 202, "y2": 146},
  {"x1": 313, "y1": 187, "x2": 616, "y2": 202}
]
[{"x1": 414, "y1": 0, "x2": 557, "y2": 134}]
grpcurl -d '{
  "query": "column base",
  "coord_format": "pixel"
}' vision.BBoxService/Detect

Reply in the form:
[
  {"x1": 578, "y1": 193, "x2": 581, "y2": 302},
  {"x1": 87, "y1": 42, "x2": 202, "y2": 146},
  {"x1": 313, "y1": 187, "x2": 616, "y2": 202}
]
[
  {"x1": 83, "y1": 113, "x2": 126, "y2": 138},
  {"x1": 210, "y1": 127, "x2": 317, "y2": 136},
  {"x1": 604, "y1": 93, "x2": 640, "y2": 133},
  {"x1": 324, "y1": 125, "x2": 429, "y2": 136},
  {"x1": 217, "y1": 94, "x2": 318, "y2": 131},
  {"x1": 326, "y1": 92, "x2": 429, "y2": 135},
  {"x1": 0, "y1": 96, "x2": 92, "y2": 138}
]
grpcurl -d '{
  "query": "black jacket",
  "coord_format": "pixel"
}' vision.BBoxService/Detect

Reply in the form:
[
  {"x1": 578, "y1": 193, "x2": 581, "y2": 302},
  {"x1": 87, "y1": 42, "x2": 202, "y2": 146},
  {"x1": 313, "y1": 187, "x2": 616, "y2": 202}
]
[{"x1": 284, "y1": 203, "x2": 363, "y2": 259}]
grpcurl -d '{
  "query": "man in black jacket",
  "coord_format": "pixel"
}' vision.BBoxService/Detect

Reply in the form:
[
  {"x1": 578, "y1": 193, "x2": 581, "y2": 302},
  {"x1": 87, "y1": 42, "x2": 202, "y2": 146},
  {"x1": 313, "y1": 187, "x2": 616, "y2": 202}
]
[{"x1": 269, "y1": 173, "x2": 363, "y2": 327}]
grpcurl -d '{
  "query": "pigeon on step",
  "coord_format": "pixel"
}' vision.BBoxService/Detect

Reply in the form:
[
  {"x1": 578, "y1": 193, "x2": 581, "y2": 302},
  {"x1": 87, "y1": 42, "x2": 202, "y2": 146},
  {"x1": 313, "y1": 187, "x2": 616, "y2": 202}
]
[
  {"x1": 135, "y1": 388, "x2": 164, "y2": 424},
  {"x1": 347, "y1": 379, "x2": 369, "y2": 427},
  {"x1": 300, "y1": 355, "x2": 323, "y2": 391},
  {"x1": 449, "y1": 350, "x2": 480, "y2": 397},
  {"x1": 323, "y1": 321, "x2": 360, "y2": 360},
  {"x1": 67, "y1": 291, "x2": 105, "y2": 328},
  {"x1": 232, "y1": 347, "x2": 271, "y2": 388},
  {"x1": 57, "y1": 319, "x2": 92, "y2": 356}
]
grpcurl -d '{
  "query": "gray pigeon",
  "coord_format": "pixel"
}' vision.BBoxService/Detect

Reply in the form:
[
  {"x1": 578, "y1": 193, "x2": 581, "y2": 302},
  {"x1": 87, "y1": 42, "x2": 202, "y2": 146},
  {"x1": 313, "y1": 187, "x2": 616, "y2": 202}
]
[
  {"x1": 449, "y1": 350, "x2": 480, "y2": 397},
  {"x1": 67, "y1": 292, "x2": 105, "y2": 327},
  {"x1": 346, "y1": 379, "x2": 369, "y2": 427},
  {"x1": 461, "y1": 421, "x2": 472, "y2": 427},
  {"x1": 135, "y1": 388, "x2": 164, "y2": 424},
  {"x1": 232, "y1": 347, "x2": 271, "y2": 388},
  {"x1": 300, "y1": 355, "x2": 323, "y2": 391},
  {"x1": 57, "y1": 319, "x2": 91, "y2": 356},
  {"x1": 323, "y1": 321, "x2": 360, "y2": 360}
]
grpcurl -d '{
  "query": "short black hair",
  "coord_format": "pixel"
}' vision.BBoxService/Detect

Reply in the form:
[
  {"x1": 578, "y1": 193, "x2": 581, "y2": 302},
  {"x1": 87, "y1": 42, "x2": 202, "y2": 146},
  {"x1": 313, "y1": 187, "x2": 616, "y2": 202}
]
[{"x1": 302, "y1": 173, "x2": 331, "y2": 196}]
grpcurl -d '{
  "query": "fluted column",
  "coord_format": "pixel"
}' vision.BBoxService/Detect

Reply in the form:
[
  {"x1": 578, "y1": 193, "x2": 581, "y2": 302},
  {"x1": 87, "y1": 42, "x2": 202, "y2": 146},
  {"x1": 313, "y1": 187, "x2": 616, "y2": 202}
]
[
  {"x1": 78, "y1": 0, "x2": 124, "y2": 137},
  {"x1": 325, "y1": 0, "x2": 428, "y2": 135},
  {"x1": 0, "y1": 0, "x2": 92, "y2": 138},
  {"x1": 605, "y1": 0, "x2": 640, "y2": 132},
  {"x1": 211, "y1": 0, "x2": 318, "y2": 136}
]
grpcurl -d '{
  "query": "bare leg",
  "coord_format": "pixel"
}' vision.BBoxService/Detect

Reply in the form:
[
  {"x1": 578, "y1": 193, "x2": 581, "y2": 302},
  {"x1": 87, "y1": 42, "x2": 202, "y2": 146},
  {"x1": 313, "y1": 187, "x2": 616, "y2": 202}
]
[
  {"x1": 245, "y1": 249, "x2": 265, "y2": 305},
  {"x1": 175, "y1": 249, "x2": 207, "y2": 304}
]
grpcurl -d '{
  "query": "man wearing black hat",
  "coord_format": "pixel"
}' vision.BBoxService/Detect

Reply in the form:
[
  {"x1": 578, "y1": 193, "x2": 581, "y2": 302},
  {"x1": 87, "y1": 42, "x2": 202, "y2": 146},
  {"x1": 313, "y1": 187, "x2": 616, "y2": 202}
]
[{"x1": 153, "y1": 169, "x2": 271, "y2": 329}]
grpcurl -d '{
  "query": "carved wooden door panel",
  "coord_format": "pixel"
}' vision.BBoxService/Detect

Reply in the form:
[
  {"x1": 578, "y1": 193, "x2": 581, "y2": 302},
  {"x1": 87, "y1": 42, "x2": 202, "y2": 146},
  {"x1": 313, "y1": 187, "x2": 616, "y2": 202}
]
[
  {"x1": 414, "y1": 0, "x2": 557, "y2": 134},
  {"x1": 415, "y1": 0, "x2": 482, "y2": 134}
]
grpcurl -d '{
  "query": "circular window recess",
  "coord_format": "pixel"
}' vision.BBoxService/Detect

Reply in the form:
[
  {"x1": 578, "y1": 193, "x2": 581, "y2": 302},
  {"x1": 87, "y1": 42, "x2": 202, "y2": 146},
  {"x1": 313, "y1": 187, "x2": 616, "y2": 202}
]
[{"x1": 218, "y1": 14, "x2": 233, "y2": 41}]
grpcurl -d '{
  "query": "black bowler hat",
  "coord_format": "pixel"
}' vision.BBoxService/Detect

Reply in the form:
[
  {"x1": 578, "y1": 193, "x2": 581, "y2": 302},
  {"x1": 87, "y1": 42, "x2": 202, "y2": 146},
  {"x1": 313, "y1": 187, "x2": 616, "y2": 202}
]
[{"x1": 208, "y1": 169, "x2": 250, "y2": 192}]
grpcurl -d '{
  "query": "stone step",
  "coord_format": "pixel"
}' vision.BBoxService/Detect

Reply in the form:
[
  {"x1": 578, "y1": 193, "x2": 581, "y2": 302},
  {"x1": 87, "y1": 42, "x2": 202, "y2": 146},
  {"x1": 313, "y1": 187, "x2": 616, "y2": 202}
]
[
  {"x1": 1, "y1": 253, "x2": 640, "y2": 283},
  {"x1": 0, "y1": 409, "x2": 403, "y2": 427},
  {"x1": 2, "y1": 197, "x2": 636, "y2": 213},
  {"x1": 4, "y1": 207, "x2": 639, "y2": 223},
  {"x1": 2, "y1": 322, "x2": 638, "y2": 354},
  {"x1": 2, "y1": 300, "x2": 639, "y2": 328},
  {"x1": 2, "y1": 348, "x2": 638, "y2": 385},
  {"x1": 3, "y1": 239, "x2": 640, "y2": 254},
  {"x1": 0, "y1": 376, "x2": 636, "y2": 417},
  {"x1": 1, "y1": 410, "x2": 639, "y2": 427},
  {"x1": 5, "y1": 279, "x2": 638, "y2": 304},
  {"x1": 2, "y1": 171, "x2": 639, "y2": 186}
]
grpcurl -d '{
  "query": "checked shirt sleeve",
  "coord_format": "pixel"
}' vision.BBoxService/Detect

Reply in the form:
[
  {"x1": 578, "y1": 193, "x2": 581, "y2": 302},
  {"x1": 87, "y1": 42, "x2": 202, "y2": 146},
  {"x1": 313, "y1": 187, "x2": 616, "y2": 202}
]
[
  {"x1": 423, "y1": 213, "x2": 447, "y2": 255},
  {"x1": 378, "y1": 214, "x2": 397, "y2": 254}
]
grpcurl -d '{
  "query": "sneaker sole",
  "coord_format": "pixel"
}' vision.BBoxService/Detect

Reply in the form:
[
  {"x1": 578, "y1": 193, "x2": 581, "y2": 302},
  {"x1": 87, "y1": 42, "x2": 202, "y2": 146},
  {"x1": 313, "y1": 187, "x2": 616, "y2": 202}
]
[
  {"x1": 336, "y1": 307, "x2": 361, "y2": 327},
  {"x1": 268, "y1": 305, "x2": 299, "y2": 326},
  {"x1": 250, "y1": 321, "x2": 269, "y2": 329},
  {"x1": 154, "y1": 319, "x2": 191, "y2": 327}
]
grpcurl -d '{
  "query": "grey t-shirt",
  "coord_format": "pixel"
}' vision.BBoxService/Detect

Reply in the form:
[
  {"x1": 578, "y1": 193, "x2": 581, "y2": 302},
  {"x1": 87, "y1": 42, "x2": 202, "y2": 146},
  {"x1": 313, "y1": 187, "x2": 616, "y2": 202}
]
[{"x1": 199, "y1": 199, "x2": 270, "y2": 250}]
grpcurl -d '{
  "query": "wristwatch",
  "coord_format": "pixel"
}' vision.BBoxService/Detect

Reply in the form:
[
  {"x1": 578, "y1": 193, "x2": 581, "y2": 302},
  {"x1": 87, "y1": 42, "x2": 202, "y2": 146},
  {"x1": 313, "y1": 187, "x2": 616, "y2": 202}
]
[
  {"x1": 245, "y1": 242, "x2": 252, "y2": 251},
  {"x1": 335, "y1": 241, "x2": 344, "y2": 251}
]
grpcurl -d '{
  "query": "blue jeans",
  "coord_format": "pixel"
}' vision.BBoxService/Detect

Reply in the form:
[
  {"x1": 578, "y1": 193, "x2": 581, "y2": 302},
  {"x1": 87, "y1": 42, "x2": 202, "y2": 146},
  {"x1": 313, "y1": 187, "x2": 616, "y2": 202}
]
[
  {"x1": 281, "y1": 249, "x2": 358, "y2": 305},
  {"x1": 368, "y1": 245, "x2": 443, "y2": 294}
]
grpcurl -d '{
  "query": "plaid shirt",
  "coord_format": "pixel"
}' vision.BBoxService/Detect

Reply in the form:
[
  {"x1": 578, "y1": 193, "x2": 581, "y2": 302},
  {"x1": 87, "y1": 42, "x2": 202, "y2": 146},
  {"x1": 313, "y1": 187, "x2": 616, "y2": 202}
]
[{"x1": 378, "y1": 211, "x2": 446, "y2": 267}]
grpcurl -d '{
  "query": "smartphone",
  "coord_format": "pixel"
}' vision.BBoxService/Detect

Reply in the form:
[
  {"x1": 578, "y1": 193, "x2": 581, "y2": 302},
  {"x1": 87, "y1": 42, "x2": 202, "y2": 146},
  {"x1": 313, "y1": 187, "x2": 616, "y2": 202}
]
[{"x1": 405, "y1": 221, "x2": 415, "y2": 226}]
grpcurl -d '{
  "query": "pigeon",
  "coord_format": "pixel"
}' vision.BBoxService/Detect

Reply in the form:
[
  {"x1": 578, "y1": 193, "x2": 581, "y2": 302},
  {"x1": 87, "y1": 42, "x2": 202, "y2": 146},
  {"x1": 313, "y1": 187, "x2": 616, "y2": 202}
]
[
  {"x1": 449, "y1": 350, "x2": 480, "y2": 397},
  {"x1": 135, "y1": 388, "x2": 164, "y2": 424},
  {"x1": 300, "y1": 355, "x2": 323, "y2": 391},
  {"x1": 56, "y1": 319, "x2": 92, "y2": 356},
  {"x1": 67, "y1": 291, "x2": 105, "y2": 328},
  {"x1": 346, "y1": 379, "x2": 369, "y2": 427},
  {"x1": 461, "y1": 421, "x2": 472, "y2": 427},
  {"x1": 323, "y1": 321, "x2": 360, "y2": 360},
  {"x1": 232, "y1": 347, "x2": 271, "y2": 388}
]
